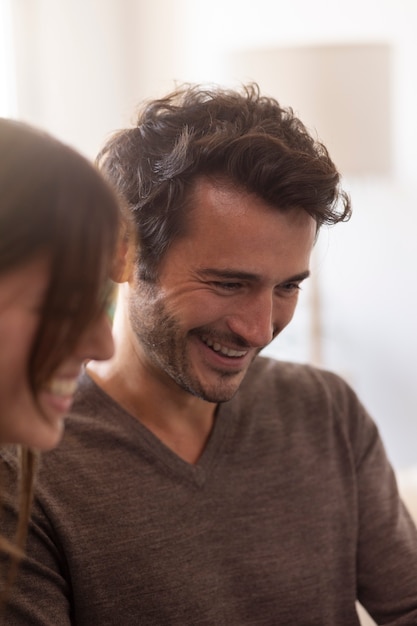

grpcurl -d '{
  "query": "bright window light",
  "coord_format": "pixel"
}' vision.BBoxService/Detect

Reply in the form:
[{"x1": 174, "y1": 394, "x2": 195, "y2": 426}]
[{"x1": 0, "y1": 0, "x2": 17, "y2": 117}]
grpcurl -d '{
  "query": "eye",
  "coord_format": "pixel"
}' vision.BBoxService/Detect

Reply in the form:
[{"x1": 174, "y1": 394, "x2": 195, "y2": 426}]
[
  {"x1": 101, "y1": 281, "x2": 117, "y2": 316},
  {"x1": 211, "y1": 281, "x2": 243, "y2": 292},
  {"x1": 278, "y1": 281, "x2": 302, "y2": 296}
]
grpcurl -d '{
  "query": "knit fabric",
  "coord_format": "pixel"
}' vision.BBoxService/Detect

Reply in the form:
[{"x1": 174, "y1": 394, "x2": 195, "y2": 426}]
[{"x1": 1, "y1": 357, "x2": 417, "y2": 625}]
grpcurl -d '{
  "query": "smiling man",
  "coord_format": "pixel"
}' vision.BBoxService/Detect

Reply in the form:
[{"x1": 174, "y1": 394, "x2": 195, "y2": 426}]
[
  {"x1": 3, "y1": 84, "x2": 417, "y2": 625},
  {"x1": 97, "y1": 177, "x2": 316, "y2": 464}
]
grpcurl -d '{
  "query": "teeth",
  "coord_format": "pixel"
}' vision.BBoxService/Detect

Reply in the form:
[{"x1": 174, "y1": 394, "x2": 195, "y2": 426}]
[
  {"x1": 45, "y1": 379, "x2": 78, "y2": 397},
  {"x1": 203, "y1": 337, "x2": 247, "y2": 358}
]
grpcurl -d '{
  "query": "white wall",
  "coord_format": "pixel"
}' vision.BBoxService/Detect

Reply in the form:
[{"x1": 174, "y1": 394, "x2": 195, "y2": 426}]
[
  {"x1": 6, "y1": 0, "x2": 417, "y2": 469},
  {"x1": 9, "y1": 0, "x2": 192, "y2": 157}
]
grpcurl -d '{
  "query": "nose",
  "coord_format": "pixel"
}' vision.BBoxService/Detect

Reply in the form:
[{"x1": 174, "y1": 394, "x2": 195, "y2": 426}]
[
  {"x1": 226, "y1": 291, "x2": 275, "y2": 349},
  {"x1": 75, "y1": 311, "x2": 115, "y2": 362}
]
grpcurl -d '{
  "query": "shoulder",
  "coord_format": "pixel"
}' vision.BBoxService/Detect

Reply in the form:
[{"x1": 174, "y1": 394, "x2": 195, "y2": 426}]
[
  {"x1": 242, "y1": 355, "x2": 357, "y2": 406},
  {"x1": 0, "y1": 445, "x2": 20, "y2": 489},
  {"x1": 235, "y1": 356, "x2": 377, "y2": 453}
]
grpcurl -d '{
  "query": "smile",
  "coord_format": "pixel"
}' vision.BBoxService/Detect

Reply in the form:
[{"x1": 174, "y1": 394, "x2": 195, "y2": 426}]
[
  {"x1": 202, "y1": 336, "x2": 248, "y2": 358},
  {"x1": 44, "y1": 378, "x2": 79, "y2": 397}
]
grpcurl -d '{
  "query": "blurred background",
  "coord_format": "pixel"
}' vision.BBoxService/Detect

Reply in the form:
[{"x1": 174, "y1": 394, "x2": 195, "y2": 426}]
[{"x1": 1, "y1": 0, "x2": 417, "y2": 473}]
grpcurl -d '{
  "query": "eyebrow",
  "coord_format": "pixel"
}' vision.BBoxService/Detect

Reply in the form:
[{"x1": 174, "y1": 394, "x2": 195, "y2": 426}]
[{"x1": 198, "y1": 268, "x2": 311, "y2": 284}]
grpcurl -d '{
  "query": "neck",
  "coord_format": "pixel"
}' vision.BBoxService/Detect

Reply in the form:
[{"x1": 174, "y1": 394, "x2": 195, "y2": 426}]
[
  {"x1": 87, "y1": 358, "x2": 216, "y2": 465},
  {"x1": 87, "y1": 299, "x2": 217, "y2": 464}
]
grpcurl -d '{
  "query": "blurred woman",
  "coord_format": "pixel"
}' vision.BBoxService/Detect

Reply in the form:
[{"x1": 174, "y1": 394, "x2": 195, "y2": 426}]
[{"x1": 0, "y1": 117, "x2": 119, "y2": 587}]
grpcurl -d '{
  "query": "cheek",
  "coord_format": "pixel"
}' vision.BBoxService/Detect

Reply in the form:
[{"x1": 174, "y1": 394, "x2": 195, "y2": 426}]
[
  {"x1": 0, "y1": 344, "x2": 33, "y2": 433},
  {"x1": 0, "y1": 315, "x2": 37, "y2": 395},
  {"x1": 274, "y1": 297, "x2": 300, "y2": 332},
  {"x1": 161, "y1": 288, "x2": 228, "y2": 329}
]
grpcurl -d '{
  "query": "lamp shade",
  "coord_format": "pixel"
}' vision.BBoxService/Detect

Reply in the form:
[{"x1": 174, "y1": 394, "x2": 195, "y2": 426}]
[{"x1": 226, "y1": 43, "x2": 392, "y2": 177}]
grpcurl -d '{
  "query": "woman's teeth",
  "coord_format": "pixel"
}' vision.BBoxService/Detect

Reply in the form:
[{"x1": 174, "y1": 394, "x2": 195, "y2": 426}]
[
  {"x1": 203, "y1": 337, "x2": 247, "y2": 358},
  {"x1": 45, "y1": 379, "x2": 78, "y2": 397}
]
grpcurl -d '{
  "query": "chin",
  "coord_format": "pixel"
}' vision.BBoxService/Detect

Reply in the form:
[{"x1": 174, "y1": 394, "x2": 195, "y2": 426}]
[
  {"x1": 193, "y1": 381, "x2": 242, "y2": 404},
  {"x1": 30, "y1": 420, "x2": 65, "y2": 451},
  {"x1": 3, "y1": 413, "x2": 65, "y2": 451},
  {"x1": 208, "y1": 390, "x2": 240, "y2": 403}
]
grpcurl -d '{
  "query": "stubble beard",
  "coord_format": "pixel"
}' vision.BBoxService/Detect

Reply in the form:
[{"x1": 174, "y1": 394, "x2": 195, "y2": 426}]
[{"x1": 128, "y1": 290, "x2": 251, "y2": 404}]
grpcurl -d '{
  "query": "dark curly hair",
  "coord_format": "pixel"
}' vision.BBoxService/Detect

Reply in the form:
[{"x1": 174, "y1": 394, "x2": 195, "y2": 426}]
[{"x1": 97, "y1": 83, "x2": 351, "y2": 282}]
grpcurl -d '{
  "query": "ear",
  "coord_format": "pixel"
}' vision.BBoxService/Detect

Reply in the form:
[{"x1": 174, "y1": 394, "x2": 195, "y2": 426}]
[{"x1": 110, "y1": 220, "x2": 136, "y2": 283}]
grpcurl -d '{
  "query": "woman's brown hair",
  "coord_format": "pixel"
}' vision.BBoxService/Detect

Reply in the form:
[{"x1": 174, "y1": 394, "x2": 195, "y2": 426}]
[{"x1": 0, "y1": 118, "x2": 120, "y2": 595}]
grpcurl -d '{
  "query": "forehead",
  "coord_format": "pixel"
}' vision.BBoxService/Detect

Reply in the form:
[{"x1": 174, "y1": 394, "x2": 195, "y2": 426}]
[
  {"x1": 158, "y1": 178, "x2": 316, "y2": 280},
  {"x1": 184, "y1": 177, "x2": 316, "y2": 249}
]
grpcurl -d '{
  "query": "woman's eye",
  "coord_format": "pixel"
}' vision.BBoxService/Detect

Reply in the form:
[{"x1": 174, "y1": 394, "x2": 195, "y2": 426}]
[{"x1": 101, "y1": 281, "x2": 117, "y2": 315}]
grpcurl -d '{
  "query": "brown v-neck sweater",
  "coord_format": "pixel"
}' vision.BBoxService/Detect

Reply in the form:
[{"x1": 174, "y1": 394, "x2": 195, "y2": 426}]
[{"x1": 1, "y1": 357, "x2": 417, "y2": 625}]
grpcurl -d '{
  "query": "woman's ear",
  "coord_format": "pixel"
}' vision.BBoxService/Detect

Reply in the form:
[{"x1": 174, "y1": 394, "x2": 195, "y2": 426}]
[{"x1": 111, "y1": 220, "x2": 136, "y2": 283}]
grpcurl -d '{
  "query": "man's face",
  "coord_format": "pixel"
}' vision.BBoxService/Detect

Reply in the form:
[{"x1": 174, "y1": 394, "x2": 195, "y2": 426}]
[{"x1": 127, "y1": 178, "x2": 316, "y2": 403}]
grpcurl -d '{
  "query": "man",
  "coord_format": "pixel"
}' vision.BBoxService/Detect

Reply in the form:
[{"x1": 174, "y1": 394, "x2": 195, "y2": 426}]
[{"x1": 2, "y1": 84, "x2": 417, "y2": 624}]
